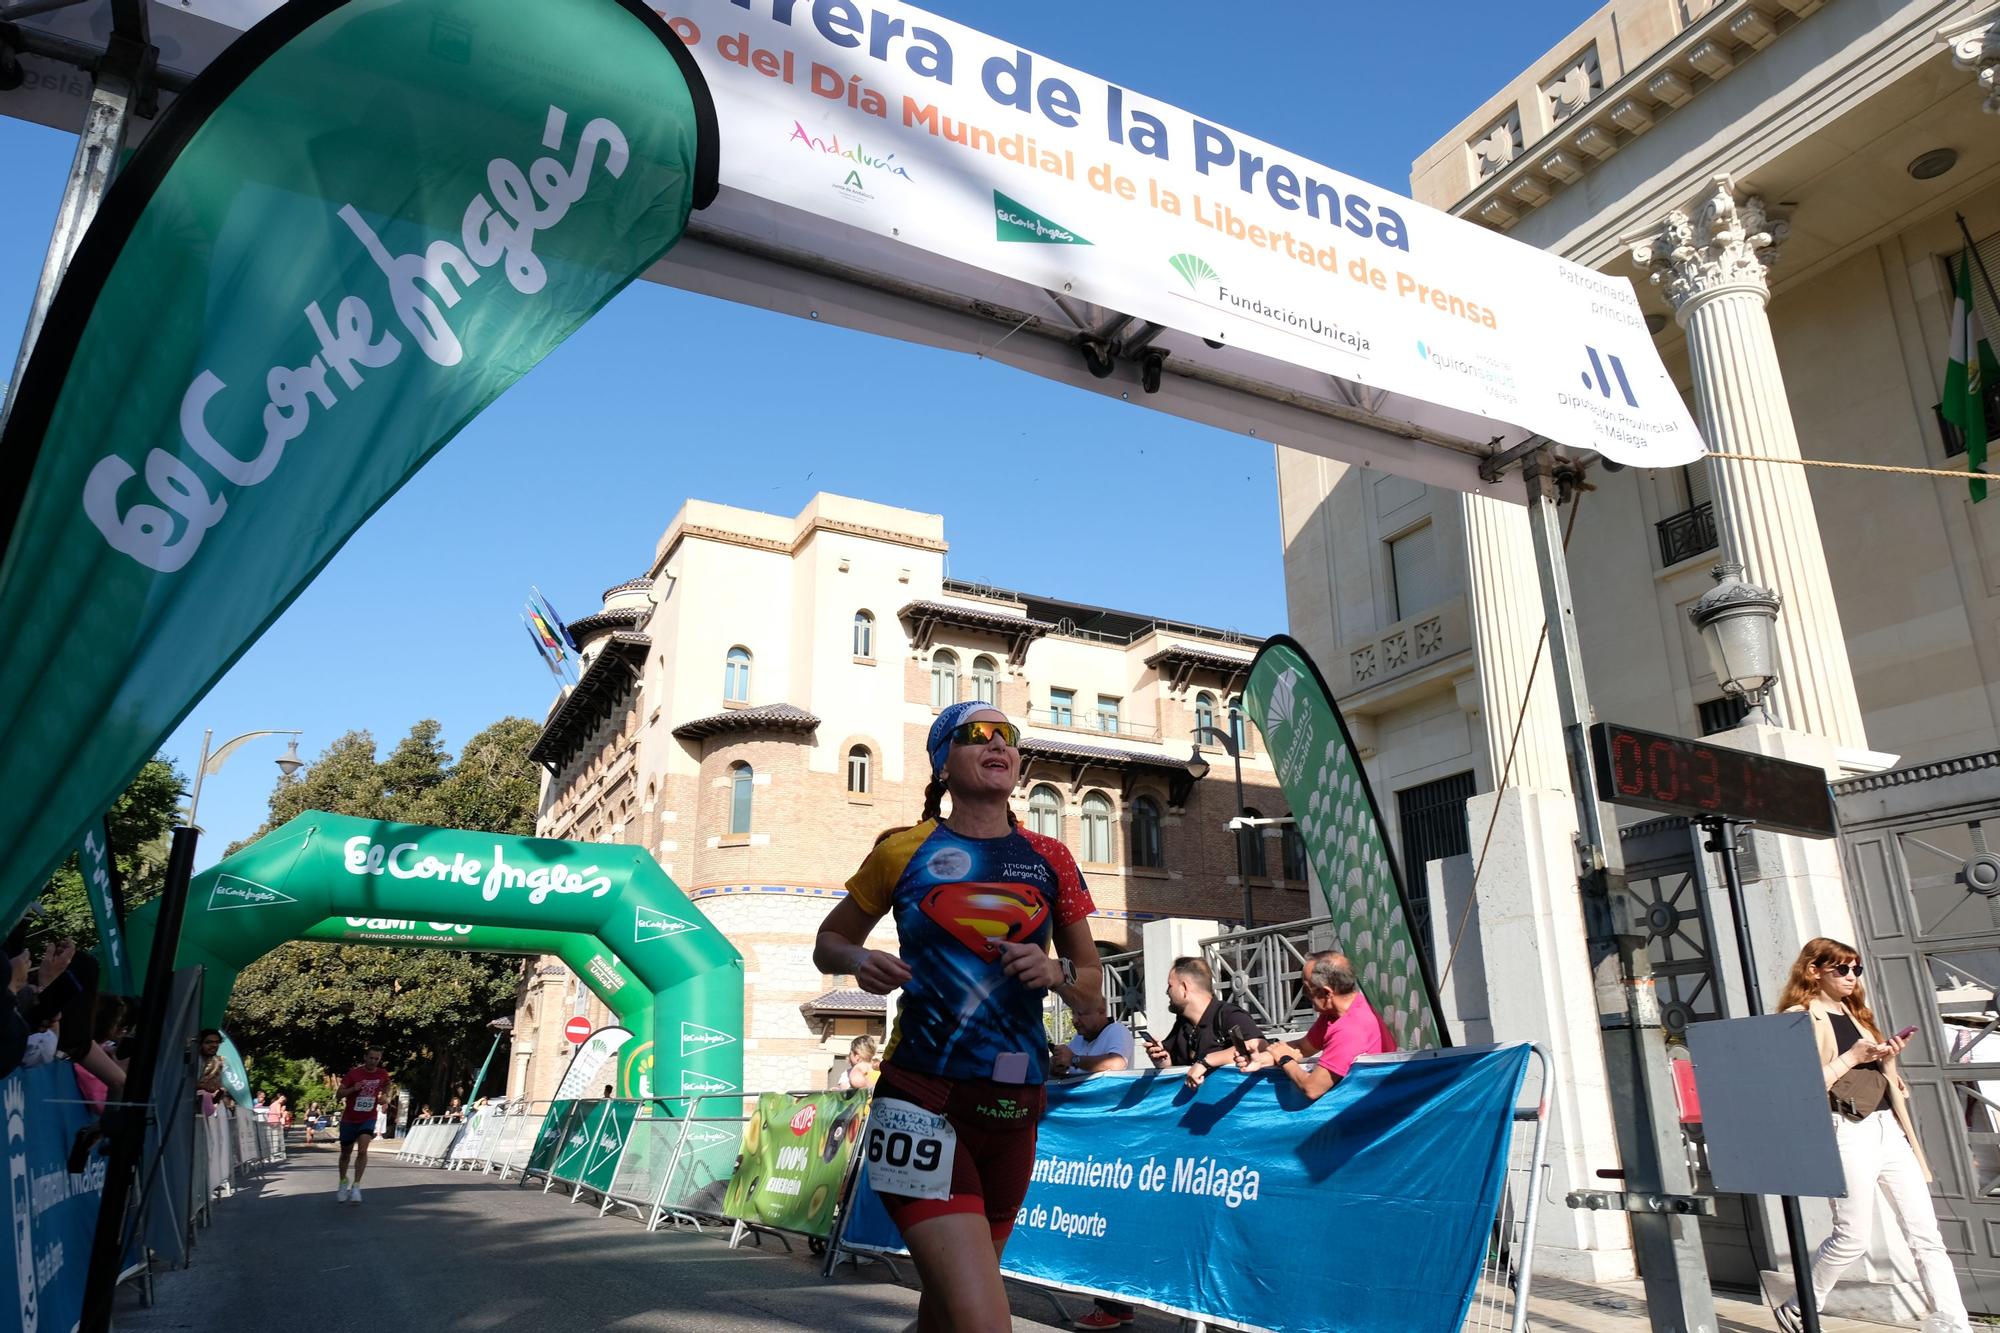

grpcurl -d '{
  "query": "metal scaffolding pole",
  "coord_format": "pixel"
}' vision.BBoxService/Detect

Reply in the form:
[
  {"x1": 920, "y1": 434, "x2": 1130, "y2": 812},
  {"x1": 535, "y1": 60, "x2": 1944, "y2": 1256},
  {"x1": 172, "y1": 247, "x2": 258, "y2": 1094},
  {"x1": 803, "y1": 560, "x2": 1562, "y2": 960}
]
[
  {"x1": 1521, "y1": 445, "x2": 1718, "y2": 1333},
  {"x1": 0, "y1": 0, "x2": 154, "y2": 435}
]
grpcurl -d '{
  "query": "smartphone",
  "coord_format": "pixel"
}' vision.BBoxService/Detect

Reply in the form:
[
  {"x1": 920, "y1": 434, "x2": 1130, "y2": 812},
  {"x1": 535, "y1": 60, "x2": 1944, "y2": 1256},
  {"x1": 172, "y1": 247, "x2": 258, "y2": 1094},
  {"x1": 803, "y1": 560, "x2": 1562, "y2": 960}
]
[
  {"x1": 1895, "y1": 1025, "x2": 1918, "y2": 1042},
  {"x1": 1230, "y1": 1033, "x2": 1254, "y2": 1061},
  {"x1": 1136, "y1": 1029, "x2": 1159, "y2": 1047}
]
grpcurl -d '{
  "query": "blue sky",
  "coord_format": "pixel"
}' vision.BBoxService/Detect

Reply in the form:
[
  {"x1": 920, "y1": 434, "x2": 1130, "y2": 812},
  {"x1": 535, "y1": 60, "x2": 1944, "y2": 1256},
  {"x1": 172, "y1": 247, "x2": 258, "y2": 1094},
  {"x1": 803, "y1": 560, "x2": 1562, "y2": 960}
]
[{"x1": 0, "y1": 3, "x2": 1586, "y2": 865}]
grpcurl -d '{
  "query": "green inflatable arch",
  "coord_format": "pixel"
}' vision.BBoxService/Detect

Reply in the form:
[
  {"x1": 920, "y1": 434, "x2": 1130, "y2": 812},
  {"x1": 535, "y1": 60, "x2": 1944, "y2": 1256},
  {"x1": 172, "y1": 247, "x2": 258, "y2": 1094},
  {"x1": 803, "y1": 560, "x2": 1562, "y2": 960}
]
[{"x1": 125, "y1": 811, "x2": 742, "y2": 1101}]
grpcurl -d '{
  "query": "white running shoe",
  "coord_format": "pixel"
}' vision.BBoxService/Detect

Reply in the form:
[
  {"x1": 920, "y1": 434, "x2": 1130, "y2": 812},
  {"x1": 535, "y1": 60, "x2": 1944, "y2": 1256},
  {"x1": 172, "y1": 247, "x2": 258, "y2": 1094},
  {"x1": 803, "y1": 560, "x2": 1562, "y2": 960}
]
[
  {"x1": 335, "y1": 1180, "x2": 349, "y2": 1202},
  {"x1": 348, "y1": 1185, "x2": 363, "y2": 1205}
]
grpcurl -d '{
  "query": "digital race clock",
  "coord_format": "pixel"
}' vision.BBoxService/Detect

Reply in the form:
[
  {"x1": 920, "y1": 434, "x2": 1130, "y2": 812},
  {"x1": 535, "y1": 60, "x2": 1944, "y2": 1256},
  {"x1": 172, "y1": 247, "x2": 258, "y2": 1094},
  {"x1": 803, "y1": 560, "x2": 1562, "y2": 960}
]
[{"x1": 1588, "y1": 721, "x2": 1838, "y2": 840}]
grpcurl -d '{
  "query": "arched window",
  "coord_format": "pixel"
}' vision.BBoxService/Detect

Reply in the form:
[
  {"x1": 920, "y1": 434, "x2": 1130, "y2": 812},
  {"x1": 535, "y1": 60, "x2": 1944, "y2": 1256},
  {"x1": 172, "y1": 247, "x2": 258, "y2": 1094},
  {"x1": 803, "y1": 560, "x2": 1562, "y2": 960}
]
[
  {"x1": 930, "y1": 648, "x2": 959, "y2": 708},
  {"x1": 1282, "y1": 822, "x2": 1309, "y2": 882},
  {"x1": 1194, "y1": 692, "x2": 1215, "y2": 740},
  {"x1": 724, "y1": 646, "x2": 752, "y2": 702},
  {"x1": 729, "y1": 762, "x2": 754, "y2": 834},
  {"x1": 971, "y1": 655, "x2": 1000, "y2": 705},
  {"x1": 1228, "y1": 695, "x2": 1248, "y2": 751},
  {"x1": 1240, "y1": 806, "x2": 1267, "y2": 878},
  {"x1": 1028, "y1": 784, "x2": 1062, "y2": 838},
  {"x1": 852, "y1": 611, "x2": 874, "y2": 658},
  {"x1": 846, "y1": 745, "x2": 872, "y2": 794},
  {"x1": 1081, "y1": 792, "x2": 1114, "y2": 864},
  {"x1": 1132, "y1": 795, "x2": 1164, "y2": 869}
]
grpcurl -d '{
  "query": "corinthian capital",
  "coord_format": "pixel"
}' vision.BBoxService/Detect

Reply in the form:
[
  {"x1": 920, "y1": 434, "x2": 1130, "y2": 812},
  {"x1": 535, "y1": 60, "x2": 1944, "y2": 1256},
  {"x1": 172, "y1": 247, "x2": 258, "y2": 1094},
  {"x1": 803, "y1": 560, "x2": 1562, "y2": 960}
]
[
  {"x1": 1631, "y1": 175, "x2": 1788, "y2": 314},
  {"x1": 1945, "y1": 14, "x2": 2000, "y2": 113}
]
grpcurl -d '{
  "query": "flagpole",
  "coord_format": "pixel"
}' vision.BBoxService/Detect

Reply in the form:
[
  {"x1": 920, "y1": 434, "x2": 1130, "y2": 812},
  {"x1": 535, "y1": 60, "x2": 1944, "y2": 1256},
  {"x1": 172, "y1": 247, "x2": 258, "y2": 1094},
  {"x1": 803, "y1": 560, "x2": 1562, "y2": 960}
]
[{"x1": 1957, "y1": 214, "x2": 2000, "y2": 328}]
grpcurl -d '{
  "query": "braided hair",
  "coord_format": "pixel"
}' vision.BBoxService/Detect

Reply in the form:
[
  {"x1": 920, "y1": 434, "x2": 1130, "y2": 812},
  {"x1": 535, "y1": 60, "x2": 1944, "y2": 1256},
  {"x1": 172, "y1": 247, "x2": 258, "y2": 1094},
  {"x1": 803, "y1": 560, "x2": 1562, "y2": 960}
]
[{"x1": 873, "y1": 774, "x2": 1017, "y2": 848}]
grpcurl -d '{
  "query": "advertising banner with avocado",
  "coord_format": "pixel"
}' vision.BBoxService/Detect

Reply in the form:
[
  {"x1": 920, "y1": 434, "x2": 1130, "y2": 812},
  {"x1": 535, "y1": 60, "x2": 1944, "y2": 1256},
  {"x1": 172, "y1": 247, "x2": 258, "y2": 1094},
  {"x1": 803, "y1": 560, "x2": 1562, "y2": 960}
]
[{"x1": 721, "y1": 1089, "x2": 868, "y2": 1238}]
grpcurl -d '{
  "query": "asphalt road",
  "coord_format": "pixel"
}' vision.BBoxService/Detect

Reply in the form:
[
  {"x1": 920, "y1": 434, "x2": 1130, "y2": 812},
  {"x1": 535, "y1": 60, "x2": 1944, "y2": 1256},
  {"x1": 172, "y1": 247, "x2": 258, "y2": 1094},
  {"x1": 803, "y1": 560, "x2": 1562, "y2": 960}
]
[{"x1": 116, "y1": 1141, "x2": 1083, "y2": 1332}]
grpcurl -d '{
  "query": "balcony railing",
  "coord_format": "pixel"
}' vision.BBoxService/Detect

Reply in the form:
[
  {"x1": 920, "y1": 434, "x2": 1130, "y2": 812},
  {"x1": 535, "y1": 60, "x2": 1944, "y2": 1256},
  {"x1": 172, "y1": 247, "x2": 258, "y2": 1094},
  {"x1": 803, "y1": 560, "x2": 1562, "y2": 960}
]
[
  {"x1": 1024, "y1": 707, "x2": 1160, "y2": 741},
  {"x1": 1200, "y1": 916, "x2": 1336, "y2": 1033},
  {"x1": 1655, "y1": 502, "x2": 1717, "y2": 567},
  {"x1": 1936, "y1": 383, "x2": 2000, "y2": 459}
]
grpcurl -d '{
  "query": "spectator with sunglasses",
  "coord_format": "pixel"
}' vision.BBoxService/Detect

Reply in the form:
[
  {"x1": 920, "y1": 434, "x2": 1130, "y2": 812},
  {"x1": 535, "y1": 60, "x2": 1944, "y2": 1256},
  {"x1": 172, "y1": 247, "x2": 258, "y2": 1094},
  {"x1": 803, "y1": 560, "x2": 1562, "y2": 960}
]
[
  {"x1": 1768, "y1": 938, "x2": 1968, "y2": 1333},
  {"x1": 815, "y1": 701, "x2": 1100, "y2": 1333}
]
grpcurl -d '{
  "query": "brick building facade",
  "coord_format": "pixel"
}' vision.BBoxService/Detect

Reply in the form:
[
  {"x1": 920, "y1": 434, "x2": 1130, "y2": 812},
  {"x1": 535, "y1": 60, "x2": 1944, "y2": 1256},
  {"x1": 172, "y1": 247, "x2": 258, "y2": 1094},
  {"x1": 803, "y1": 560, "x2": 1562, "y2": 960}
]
[{"x1": 506, "y1": 494, "x2": 1301, "y2": 1100}]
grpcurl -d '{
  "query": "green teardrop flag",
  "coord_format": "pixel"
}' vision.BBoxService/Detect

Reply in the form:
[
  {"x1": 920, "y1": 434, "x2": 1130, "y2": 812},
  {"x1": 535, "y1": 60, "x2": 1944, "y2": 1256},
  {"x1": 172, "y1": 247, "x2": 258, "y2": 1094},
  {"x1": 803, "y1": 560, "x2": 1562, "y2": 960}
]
[
  {"x1": 1241, "y1": 635, "x2": 1446, "y2": 1051},
  {"x1": 0, "y1": 0, "x2": 717, "y2": 924}
]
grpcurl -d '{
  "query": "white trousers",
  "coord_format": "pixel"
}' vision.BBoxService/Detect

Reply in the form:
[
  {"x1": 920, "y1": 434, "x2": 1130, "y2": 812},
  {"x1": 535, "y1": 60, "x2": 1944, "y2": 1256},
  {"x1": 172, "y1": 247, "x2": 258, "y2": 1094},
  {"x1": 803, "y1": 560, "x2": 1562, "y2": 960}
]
[{"x1": 1807, "y1": 1110, "x2": 1968, "y2": 1329}]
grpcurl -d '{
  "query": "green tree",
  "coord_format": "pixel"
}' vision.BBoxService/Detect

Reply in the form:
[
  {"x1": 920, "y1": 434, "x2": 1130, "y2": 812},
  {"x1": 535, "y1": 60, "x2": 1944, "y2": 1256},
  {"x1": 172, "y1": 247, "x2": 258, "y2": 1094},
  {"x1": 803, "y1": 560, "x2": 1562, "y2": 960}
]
[
  {"x1": 222, "y1": 716, "x2": 543, "y2": 1108},
  {"x1": 34, "y1": 756, "x2": 186, "y2": 951}
]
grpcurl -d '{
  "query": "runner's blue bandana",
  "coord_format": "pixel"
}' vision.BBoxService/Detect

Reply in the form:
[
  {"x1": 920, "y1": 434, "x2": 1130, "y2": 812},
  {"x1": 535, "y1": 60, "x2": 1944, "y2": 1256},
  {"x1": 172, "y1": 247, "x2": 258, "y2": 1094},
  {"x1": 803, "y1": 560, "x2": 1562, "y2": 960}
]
[{"x1": 928, "y1": 701, "x2": 1005, "y2": 779}]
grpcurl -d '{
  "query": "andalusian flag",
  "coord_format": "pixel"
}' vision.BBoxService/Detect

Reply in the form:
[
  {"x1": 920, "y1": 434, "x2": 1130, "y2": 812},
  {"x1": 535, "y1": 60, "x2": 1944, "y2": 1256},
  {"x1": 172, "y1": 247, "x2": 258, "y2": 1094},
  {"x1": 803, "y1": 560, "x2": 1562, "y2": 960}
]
[{"x1": 1944, "y1": 247, "x2": 2000, "y2": 503}]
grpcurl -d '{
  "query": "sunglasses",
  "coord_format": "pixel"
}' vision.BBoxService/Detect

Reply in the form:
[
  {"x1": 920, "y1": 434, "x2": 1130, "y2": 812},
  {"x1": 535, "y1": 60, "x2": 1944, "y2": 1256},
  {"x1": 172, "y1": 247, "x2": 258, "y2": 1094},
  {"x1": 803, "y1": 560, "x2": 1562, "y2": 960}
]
[
  {"x1": 1825, "y1": 962, "x2": 1863, "y2": 978},
  {"x1": 950, "y1": 719, "x2": 1020, "y2": 748}
]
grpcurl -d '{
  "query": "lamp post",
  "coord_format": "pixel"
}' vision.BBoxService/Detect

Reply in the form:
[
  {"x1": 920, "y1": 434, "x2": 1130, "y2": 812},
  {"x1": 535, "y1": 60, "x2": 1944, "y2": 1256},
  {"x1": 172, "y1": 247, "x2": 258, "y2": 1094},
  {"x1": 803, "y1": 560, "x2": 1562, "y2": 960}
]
[
  {"x1": 1191, "y1": 702, "x2": 1255, "y2": 930},
  {"x1": 186, "y1": 728, "x2": 305, "y2": 831},
  {"x1": 469, "y1": 1016, "x2": 514, "y2": 1107},
  {"x1": 1688, "y1": 562, "x2": 1783, "y2": 724}
]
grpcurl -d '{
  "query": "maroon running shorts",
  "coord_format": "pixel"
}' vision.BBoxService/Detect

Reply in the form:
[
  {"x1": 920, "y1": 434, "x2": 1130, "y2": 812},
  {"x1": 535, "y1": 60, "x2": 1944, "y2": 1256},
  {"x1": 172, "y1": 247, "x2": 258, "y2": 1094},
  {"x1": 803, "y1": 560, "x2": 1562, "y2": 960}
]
[{"x1": 871, "y1": 1065, "x2": 1046, "y2": 1246}]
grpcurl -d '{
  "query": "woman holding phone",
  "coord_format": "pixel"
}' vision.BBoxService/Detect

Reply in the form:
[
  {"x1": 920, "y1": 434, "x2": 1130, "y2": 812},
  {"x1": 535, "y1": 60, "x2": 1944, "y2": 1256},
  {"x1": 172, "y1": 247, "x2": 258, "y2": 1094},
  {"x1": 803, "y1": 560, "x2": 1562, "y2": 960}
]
[
  {"x1": 815, "y1": 701, "x2": 1100, "y2": 1333},
  {"x1": 1770, "y1": 937, "x2": 1969, "y2": 1333}
]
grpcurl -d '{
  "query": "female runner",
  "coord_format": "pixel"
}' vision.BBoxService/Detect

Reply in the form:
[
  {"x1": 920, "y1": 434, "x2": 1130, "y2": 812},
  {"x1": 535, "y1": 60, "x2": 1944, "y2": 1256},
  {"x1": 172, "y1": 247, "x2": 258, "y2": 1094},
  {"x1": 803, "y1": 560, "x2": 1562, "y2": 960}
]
[{"x1": 815, "y1": 701, "x2": 1100, "y2": 1332}]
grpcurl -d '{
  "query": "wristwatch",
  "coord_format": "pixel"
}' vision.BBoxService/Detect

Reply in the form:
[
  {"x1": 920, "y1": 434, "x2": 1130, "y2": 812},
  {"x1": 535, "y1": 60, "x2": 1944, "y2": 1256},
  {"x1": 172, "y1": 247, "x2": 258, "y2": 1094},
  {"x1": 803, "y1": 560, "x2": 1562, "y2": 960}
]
[
  {"x1": 1058, "y1": 957, "x2": 1076, "y2": 986},
  {"x1": 1276, "y1": 1055, "x2": 1298, "y2": 1069}
]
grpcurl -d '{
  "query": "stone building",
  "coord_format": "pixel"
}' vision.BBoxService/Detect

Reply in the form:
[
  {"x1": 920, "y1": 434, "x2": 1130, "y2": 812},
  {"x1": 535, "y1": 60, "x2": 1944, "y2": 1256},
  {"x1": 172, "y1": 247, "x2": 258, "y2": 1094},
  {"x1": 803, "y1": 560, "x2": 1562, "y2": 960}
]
[
  {"x1": 506, "y1": 493, "x2": 1298, "y2": 1101},
  {"x1": 1277, "y1": 0, "x2": 2000, "y2": 1315}
]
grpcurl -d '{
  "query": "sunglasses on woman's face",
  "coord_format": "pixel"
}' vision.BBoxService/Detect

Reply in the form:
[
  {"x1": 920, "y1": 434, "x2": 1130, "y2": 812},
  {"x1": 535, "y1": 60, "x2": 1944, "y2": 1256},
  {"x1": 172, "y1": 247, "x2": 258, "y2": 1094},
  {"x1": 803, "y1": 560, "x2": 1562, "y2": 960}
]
[
  {"x1": 951, "y1": 719, "x2": 1020, "y2": 748},
  {"x1": 1825, "y1": 962, "x2": 1863, "y2": 978}
]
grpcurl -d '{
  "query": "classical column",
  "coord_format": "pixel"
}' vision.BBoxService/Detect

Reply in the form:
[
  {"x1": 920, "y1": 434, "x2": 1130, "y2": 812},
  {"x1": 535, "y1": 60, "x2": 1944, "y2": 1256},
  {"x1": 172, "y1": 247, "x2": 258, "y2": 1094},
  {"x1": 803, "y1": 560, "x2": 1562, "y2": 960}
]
[
  {"x1": 1633, "y1": 176, "x2": 1870, "y2": 754},
  {"x1": 1460, "y1": 494, "x2": 1569, "y2": 794}
]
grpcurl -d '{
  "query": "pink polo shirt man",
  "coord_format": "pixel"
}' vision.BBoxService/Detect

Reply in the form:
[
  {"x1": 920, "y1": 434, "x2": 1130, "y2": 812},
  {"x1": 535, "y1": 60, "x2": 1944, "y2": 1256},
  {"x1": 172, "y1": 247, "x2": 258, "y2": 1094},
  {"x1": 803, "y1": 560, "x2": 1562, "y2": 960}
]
[{"x1": 1305, "y1": 990, "x2": 1397, "y2": 1077}]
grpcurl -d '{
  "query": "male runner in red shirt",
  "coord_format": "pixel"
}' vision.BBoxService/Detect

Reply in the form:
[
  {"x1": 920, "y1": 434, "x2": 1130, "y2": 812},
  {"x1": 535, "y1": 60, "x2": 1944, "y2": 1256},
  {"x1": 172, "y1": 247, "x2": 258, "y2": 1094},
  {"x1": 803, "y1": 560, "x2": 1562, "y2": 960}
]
[{"x1": 336, "y1": 1045, "x2": 392, "y2": 1204}]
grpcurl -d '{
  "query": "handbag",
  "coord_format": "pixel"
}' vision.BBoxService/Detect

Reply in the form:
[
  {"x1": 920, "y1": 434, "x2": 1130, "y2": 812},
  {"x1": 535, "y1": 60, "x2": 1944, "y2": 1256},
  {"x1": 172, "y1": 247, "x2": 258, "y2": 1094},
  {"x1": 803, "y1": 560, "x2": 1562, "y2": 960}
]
[{"x1": 1829, "y1": 1066, "x2": 1891, "y2": 1120}]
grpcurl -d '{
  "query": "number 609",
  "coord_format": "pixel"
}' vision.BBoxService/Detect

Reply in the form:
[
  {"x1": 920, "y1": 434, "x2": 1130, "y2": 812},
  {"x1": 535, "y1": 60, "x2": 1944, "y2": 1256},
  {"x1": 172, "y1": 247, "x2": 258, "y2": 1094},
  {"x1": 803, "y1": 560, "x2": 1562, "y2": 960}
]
[{"x1": 869, "y1": 1127, "x2": 941, "y2": 1171}]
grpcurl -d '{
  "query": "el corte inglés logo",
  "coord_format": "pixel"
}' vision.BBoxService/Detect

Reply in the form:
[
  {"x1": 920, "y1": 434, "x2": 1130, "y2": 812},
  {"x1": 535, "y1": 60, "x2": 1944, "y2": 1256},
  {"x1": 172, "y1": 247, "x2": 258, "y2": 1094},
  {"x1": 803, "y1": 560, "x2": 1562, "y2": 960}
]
[
  {"x1": 680, "y1": 1070, "x2": 736, "y2": 1096},
  {"x1": 681, "y1": 1022, "x2": 736, "y2": 1056},
  {"x1": 206, "y1": 874, "x2": 297, "y2": 911},
  {"x1": 635, "y1": 905, "x2": 698, "y2": 943}
]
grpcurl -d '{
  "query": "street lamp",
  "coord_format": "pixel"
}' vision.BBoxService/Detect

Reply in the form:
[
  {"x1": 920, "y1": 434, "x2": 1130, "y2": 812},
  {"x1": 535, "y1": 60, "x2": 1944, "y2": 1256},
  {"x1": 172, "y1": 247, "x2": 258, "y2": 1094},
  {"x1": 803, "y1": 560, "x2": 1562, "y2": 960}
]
[
  {"x1": 185, "y1": 729, "x2": 304, "y2": 831},
  {"x1": 1687, "y1": 562, "x2": 1782, "y2": 724},
  {"x1": 1191, "y1": 701, "x2": 1256, "y2": 931},
  {"x1": 469, "y1": 1016, "x2": 514, "y2": 1106}
]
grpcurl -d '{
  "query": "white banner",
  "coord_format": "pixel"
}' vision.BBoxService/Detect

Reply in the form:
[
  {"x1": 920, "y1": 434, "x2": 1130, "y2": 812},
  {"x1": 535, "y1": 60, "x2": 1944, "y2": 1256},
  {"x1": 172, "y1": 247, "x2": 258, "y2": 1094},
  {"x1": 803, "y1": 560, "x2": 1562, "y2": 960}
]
[
  {"x1": 554, "y1": 1025, "x2": 635, "y2": 1102},
  {"x1": 0, "y1": 0, "x2": 1704, "y2": 476},
  {"x1": 658, "y1": 0, "x2": 1701, "y2": 469}
]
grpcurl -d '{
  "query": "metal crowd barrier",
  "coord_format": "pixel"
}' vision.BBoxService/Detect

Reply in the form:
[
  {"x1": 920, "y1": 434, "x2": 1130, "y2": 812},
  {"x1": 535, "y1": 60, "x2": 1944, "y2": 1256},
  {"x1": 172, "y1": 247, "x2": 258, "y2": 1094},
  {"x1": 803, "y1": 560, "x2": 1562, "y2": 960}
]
[
  {"x1": 395, "y1": 1115, "x2": 463, "y2": 1165},
  {"x1": 485, "y1": 1102, "x2": 552, "y2": 1178},
  {"x1": 1458, "y1": 1044, "x2": 1553, "y2": 1333}
]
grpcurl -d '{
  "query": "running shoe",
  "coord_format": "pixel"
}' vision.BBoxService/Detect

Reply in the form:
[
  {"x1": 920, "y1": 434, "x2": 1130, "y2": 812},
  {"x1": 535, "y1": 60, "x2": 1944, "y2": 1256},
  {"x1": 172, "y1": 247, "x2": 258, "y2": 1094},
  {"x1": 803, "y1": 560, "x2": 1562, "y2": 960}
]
[
  {"x1": 1072, "y1": 1308, "x2": 1133, "y2": 1330},
  {"x1": 1770, "y1": 1302, "x2": 1802, "y2": 1333},
  {"x1": 348, "y1": 1185, "x2": 363, "y2": 1205},
  {"x1": 335, "y1": 1180, "x2": 349, "y2": 1202}
]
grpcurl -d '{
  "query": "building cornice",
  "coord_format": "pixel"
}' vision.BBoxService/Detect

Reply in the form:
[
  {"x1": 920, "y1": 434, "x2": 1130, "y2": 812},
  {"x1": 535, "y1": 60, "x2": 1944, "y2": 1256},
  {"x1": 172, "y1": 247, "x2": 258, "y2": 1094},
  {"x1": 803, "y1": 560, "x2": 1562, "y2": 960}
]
[
  {"x1": 565, "y1": 606, "x2": 651, "y2": 642},
  {"x1": 529, "y1": 633, "x2": 648, "y2": 775},
  {"x1": 1456, "y1": 0, "x2": 1823, "y2": 235},
  {"x1": 900, "y1": 599, "x2": 1054, "y2": 665},
  {"x1": 1832, "y1": 749, "x2": 2000, "y2": 796},
  {"x1": 671, "y1": 702, "x2": 822, "y2": 743},
  {"x1": 655, "y1": 515, "x2": 950, "y2": 573}
]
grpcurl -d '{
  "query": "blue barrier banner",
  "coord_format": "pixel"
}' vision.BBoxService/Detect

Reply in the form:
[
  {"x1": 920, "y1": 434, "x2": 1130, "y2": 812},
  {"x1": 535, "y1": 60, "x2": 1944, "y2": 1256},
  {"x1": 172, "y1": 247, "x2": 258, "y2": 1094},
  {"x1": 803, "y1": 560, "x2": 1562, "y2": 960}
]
[
  {"x1": 5, "y1": 1062, "x2": 110, "y2": 1333},
  {"x1": 842, "y1": 1044, "x2": 1531, "y2": 1333}
]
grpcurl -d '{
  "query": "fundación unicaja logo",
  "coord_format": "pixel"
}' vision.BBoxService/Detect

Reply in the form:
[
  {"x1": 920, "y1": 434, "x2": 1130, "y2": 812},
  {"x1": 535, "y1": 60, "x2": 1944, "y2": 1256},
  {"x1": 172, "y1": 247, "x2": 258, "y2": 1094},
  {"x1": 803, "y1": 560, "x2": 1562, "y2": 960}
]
[{"x1": 1168, "y1": 253, "x2": 1220, "y2": 299}]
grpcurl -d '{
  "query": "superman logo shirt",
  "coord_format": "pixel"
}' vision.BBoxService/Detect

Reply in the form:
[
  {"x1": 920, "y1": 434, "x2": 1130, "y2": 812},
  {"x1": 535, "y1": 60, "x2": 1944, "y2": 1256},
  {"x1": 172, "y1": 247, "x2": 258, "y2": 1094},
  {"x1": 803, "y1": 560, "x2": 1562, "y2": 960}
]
[{"x1": 845, "y1": 819, "x2": 1094, "y2": 1084}]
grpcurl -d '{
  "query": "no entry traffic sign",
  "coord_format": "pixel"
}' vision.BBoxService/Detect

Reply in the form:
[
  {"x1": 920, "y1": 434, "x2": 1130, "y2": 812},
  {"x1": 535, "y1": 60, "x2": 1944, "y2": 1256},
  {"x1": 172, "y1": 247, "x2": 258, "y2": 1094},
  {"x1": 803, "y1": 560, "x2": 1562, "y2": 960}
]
[{"x1": 565, "y1": 1017, "x2": 593, "y2": 1046}]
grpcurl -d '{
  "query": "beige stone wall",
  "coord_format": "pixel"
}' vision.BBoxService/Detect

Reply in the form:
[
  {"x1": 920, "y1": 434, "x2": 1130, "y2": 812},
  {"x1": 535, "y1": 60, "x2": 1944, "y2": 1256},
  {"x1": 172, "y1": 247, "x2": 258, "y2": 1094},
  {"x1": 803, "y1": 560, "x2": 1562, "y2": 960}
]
[{"x1": 520, "y1": 494, "x2": 1289, "y2": 1096}]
